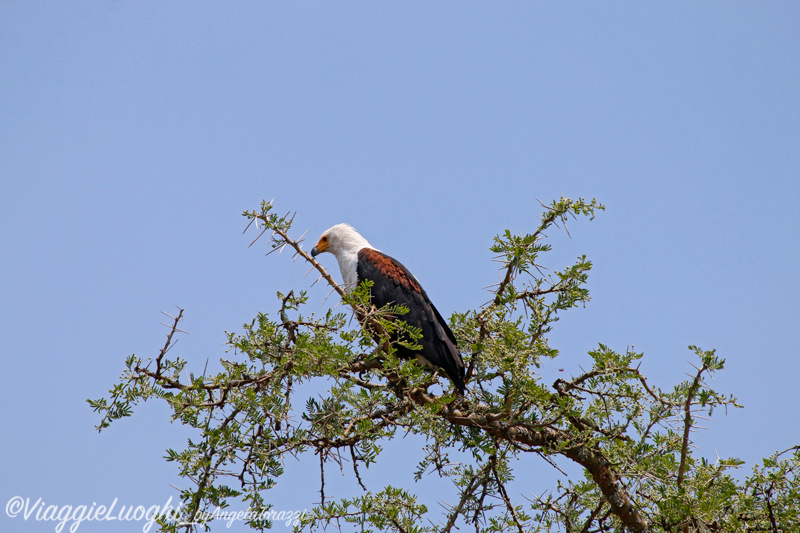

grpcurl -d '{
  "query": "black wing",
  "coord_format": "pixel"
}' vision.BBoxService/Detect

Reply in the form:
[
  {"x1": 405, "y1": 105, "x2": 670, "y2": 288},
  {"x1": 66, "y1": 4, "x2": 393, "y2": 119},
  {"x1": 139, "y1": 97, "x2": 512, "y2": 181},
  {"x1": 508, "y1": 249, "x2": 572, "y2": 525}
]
[{"x1": 356, "y1": 248, "x2": 466, "y2": 394}]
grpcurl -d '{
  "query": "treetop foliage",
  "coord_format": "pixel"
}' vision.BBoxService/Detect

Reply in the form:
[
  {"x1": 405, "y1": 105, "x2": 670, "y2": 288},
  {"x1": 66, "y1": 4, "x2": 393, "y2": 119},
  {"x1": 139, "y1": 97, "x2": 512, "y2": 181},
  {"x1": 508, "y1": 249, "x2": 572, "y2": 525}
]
[{"x1": 89, "y1": 197, "x2": 799, "y2": 532}]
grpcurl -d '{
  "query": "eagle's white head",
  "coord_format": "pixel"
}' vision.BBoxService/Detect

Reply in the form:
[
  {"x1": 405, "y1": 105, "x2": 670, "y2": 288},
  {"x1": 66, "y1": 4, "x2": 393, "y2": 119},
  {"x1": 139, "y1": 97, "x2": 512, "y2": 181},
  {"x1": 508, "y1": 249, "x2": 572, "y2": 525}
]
[{"x1": 311, "y1": 223, "x2": 375, "y2": 289}]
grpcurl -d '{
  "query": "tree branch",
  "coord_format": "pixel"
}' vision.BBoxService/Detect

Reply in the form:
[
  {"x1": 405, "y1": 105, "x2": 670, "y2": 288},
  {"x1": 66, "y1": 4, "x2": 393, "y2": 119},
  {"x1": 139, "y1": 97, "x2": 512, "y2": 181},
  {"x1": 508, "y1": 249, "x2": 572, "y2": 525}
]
[
  {"x1": 396, "y1": 388, "x2": 651, "y2": 532},
  {"x1": 677, "y1": 362, "x2": 709, "y2": 488}
]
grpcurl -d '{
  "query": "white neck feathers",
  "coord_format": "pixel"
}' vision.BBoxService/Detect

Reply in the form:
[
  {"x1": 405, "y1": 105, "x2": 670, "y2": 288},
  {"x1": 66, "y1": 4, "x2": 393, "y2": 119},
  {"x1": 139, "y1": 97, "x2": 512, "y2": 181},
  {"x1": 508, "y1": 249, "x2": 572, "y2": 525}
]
[{"x1": 319, "y1": 224, "x2": 376, "y2": 290}]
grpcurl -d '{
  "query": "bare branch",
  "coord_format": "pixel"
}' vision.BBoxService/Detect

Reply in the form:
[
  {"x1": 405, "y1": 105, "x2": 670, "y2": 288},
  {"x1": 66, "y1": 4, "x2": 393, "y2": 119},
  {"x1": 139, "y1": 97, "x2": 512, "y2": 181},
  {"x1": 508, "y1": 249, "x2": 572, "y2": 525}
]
[{"x1": 677, "y1": 361, "x2": 709, "y2": 488}]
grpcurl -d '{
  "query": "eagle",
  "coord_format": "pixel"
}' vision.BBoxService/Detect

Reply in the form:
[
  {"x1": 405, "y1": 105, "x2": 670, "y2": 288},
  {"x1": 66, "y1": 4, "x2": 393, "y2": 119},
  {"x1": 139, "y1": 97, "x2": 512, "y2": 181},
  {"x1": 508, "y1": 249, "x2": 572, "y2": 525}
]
[{"x1": 311, "y1": 224, "x2": 466, "y2": 395}]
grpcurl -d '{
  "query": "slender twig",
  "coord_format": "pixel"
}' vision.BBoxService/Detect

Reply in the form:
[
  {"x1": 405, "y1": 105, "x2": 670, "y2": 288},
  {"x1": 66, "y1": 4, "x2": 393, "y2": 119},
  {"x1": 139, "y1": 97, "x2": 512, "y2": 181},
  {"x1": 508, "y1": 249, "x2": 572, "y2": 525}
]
[
  {"x1": 677, "y1": 362, "x2": 709, "y2": 488},
  {"x1": 441, "y1": 472, "x2": 481, "y2": 533},
  {"x1": 154, "y1": 308, "x2": 185, "y2": 375},
  {"x1": 319, "y1": 448, "x2": 326, "y2": 504},
  {"x1": 349, "y1": 445, "x2": 367, "y2": 491},
  {"x1": 491, "y1": 460, "x2": 525, "y2": 533},
  {"x1": 579, "y1": 498, "x2": 606, "y2": 533}
]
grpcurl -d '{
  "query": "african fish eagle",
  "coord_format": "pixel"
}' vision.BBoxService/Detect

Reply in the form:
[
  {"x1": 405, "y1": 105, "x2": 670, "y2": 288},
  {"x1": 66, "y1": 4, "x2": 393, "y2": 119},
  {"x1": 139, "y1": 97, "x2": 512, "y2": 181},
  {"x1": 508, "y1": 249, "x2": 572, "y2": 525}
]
[{"x1": 311, "y1": 224, "x2": 466, "y2": 394}]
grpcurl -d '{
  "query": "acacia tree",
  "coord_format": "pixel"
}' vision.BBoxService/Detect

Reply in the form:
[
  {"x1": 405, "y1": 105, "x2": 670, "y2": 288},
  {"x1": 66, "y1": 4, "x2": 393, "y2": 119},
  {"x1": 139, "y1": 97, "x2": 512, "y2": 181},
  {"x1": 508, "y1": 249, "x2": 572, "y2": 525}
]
[{"x1": 90, "y1": 198, "x2": 799, "y2": 532}]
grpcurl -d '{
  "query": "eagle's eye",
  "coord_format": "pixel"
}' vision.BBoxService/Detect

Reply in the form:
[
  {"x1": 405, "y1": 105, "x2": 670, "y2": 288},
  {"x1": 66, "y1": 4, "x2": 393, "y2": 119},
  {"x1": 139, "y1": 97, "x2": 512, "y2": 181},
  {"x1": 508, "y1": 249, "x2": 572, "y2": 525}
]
[{"x1": 322, "y1": 236, "x2": 328, "y2": 242}]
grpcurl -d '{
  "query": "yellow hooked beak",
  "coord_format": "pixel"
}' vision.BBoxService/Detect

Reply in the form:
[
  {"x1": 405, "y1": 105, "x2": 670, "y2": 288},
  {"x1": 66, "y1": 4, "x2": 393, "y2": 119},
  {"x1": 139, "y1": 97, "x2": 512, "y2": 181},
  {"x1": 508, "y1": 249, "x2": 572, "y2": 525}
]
[{"x1": 310, "y1": 235, "x2": 329, "y2": 257}]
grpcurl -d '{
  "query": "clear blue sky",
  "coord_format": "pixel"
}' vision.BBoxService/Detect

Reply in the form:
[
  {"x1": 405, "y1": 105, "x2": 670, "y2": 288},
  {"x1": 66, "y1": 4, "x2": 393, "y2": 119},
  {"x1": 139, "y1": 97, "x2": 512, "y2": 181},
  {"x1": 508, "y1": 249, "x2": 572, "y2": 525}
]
[{"x1": 2, "y1": 2, "x2": 798, "y2": 532}]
